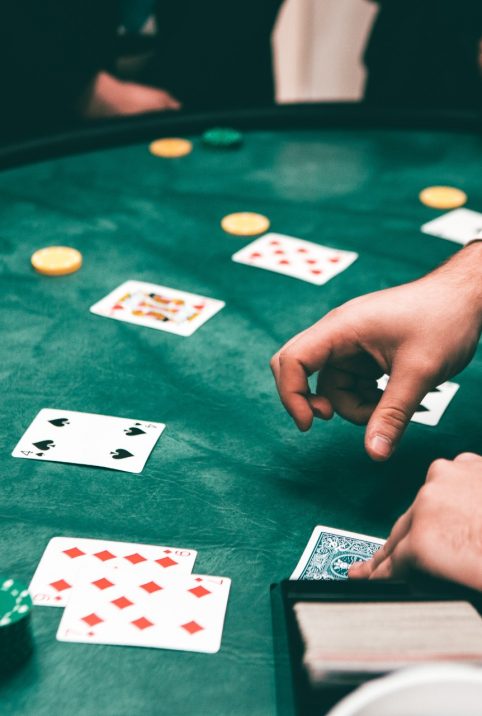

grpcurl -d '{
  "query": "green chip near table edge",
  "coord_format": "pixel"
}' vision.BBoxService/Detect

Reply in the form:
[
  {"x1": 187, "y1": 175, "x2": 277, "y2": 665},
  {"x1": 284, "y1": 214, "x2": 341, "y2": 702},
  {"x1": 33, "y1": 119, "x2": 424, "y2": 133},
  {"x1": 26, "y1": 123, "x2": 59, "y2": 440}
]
[
  {"x1": 0, "y1": 577, "x2": 33, "y2": 671},
  {"x1": 202, "y1": 127, "x2": 243, "y2": 148}
]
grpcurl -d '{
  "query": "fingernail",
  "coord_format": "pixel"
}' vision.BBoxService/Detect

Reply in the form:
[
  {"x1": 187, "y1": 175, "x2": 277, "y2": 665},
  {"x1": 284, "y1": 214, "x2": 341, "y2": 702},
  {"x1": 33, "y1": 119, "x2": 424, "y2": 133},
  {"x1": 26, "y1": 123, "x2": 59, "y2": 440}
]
[{"x1": 370, "y1": 435, "x2": 392, "y2": 459}]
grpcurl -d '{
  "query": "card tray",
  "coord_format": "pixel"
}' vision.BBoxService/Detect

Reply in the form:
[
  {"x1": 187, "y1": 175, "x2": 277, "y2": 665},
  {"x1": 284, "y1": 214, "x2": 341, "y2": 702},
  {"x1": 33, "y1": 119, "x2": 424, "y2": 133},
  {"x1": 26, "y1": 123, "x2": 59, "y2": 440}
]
[{"x1": 271, "y1": 578, "x2": 482, "y2": 716}]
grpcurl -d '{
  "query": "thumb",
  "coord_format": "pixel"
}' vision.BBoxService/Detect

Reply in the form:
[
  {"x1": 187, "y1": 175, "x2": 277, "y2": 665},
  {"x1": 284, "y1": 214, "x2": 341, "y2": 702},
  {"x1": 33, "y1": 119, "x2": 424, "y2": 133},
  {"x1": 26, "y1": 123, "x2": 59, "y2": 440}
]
[{"x1": 365, "y1": 361, "x2": 434, "y2": 461}]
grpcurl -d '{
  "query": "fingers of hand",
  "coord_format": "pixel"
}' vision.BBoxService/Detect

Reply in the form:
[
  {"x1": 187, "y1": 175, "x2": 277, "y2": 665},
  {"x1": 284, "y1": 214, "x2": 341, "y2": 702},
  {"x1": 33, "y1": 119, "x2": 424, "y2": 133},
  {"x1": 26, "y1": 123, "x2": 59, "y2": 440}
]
[
  {"x1": 317, "y1": 368, "x2": 381, "y2": 425},
  {"x1": 349, "y1": 509, "x2": 412, "y2": 579},
  {"x1": 271, "y1": 328, "x2": 333, "y2": 431},
  {"x1": 365, "y1": 360, "x2": 437, "y2": 461}
]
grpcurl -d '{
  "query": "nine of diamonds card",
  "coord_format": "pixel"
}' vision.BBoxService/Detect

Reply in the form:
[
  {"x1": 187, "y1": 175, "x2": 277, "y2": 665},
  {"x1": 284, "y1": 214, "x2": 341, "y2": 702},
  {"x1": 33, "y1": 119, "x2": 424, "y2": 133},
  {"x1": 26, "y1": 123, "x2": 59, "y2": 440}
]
[
  {"x1": 29, "y1": 537, "x2": 198, "y2": 607},
  {"x1": 12, "y1": 409, "x2": 165, "y2": 473},
  {"x1": 90, "y1": 280, "x2": 225, "y2": 336},
  {"x1": 232, "y1": 233, "x2": 358, "y2": 285}
]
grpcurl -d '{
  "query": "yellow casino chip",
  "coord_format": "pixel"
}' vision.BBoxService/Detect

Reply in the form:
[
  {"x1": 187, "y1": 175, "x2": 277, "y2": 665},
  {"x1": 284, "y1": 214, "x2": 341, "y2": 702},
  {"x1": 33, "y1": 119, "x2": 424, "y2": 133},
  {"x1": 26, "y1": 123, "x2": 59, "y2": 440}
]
[
  {"x1": 221, "y1": 212, "x2": 270, "y2": 236},
  {"x1": 419, "y1": 186, "x2": 467, "y2": 209},
  {"x1": 31, "y1": 246, "x2": 82, "y2": 276},
  {"x1": 149, "y1": 138, "x2": 193, "y2": 158}
]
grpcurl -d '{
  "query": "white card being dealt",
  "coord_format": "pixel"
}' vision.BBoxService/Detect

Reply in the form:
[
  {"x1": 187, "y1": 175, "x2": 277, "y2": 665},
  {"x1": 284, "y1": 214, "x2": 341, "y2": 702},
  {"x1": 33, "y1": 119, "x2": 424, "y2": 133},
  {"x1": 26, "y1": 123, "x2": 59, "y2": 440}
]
[
  {"x1": 90, "y1": 280, "x2": 225, "y2": 336},
  {"x1": 377, "y1": 376, "x2": 459, "y2": 427},
  {"x1": 291, "y1": 526, "x2": 385, "y2": 580},
  {"x1": 29, "y1": 536, "x2": 197, "y2": 607},
  {"x1": 421, "y1": 208, "x2": 482, "y2": 245},
  {"x1": 57, "y1": 570, "x2": 231, "y2": 654},
  {"x1": 232, "y1": 233, "x2": 358, "y2": 285},
  {"x1": 12, "y1": 409, "x2": 165, "y2": 474}
]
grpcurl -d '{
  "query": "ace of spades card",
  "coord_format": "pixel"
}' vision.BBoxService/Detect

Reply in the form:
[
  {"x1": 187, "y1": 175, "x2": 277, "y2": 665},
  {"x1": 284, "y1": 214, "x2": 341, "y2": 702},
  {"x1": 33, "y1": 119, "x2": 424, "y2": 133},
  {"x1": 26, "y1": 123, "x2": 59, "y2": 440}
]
[{"x1": 12, "y1": 409, "x2": 165, "y2": 473}]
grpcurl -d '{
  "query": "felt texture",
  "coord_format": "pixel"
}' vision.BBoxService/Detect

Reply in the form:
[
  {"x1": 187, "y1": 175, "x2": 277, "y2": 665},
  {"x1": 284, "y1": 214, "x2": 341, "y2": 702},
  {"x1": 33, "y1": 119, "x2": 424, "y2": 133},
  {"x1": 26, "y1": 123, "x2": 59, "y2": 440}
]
[{"x1": 0, "y1": 123, "x2": 481, "y2": 715}]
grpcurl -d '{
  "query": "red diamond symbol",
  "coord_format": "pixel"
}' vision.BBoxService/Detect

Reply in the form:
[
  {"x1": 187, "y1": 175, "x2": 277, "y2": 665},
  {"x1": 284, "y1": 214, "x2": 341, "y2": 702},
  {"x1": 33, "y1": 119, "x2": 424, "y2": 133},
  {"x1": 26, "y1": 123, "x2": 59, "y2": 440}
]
[
  {"x1": 329, "y1": 256, "x2": 340, "y2": 263},
  {"x1": 111, "y1": 596, "x2": 133, "y2": 610},
  {"x1": 63, "y1": 547, "x2": 85, "y2": 559},
  {"x1": 92, "y1": 577, "x2": 114, "y2": 590},
  {"x1": 297, "y1": 248, "x2": 308, "y2": 253},
  {"x1": 82, "y1": 613, "x2": 103, "y2": 627},
  {"x1": 140, "y1": 581, "x2": 163, "y2": 594},
  {"x1": 163, "y1": 549, "x2": 172, "y2": 554},
  {"x1": 155, "y1": 556, "x2": 177, "y2": 568},
  {"x1": 181, "y1": 620, "x2": 204, "y2": 635},
  {"x1": 274, "y1": 250, "x2": 285, "y2": 255},
  {"x1": 270, "y1": 240, "x2": 280, "y2": 245},
  {"x1": 188, "y1": 586, "x2": 211, "y2": 599},
  {"x1": 250, "y1": 252, "x2": 262, "y2": 259},
  {"x1": 278, "y1": 260, "x2": 290, "y2": 265},
  {"x1": 194, "y1": 577, "x2": 203, "y2": 582},
  {"x1": 124, "y1": 553, "x2": 146, "y2": 565},
  {"x1": 306, "y1": 259, "x2": 317, "y2": 264},
  {"x1": 311, "y1": 269, "x2": 322, "y2": 274},
  {"x1": 93, "y1": 550, "x2": 116, "y2": 562},
  {"x1": 50, "y1": 579, "x2": 71, "y2": 593},
  {"x1": 131, "y1": 616, "x2": 154, "y2": 630}
]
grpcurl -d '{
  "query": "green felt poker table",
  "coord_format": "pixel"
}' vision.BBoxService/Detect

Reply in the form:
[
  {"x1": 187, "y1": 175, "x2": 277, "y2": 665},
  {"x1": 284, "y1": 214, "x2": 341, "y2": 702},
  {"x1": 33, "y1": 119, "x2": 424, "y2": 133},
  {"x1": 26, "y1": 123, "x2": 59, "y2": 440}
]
[{"x1": 0, "y1": 104, "x2": 481, "y2": 715}]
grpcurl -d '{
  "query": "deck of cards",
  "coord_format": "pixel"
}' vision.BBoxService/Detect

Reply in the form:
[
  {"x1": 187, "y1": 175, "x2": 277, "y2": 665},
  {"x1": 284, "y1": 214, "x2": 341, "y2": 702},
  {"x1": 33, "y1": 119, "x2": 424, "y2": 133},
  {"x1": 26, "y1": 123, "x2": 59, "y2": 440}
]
[{"x1": 30, "y1": 537, "x2": 231, "y2": 654}]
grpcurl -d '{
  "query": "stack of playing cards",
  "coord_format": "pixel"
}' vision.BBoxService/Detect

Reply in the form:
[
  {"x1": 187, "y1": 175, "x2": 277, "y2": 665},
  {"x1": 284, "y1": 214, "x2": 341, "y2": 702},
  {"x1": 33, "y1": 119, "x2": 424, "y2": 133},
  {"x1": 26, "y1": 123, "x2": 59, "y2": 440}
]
[
  {"x1": 295, "y1": 601, "x2": 482, "y2": 685},
  {"x1": 30, "y1": 537, "x2": 231, "y2": 654}
]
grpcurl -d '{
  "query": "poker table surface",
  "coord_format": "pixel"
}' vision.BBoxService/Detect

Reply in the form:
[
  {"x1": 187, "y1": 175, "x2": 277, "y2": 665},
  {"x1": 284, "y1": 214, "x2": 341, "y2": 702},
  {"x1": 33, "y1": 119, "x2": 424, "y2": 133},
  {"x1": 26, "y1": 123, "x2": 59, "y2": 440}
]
[{"x1": 0, "y1": 103, "x2": 481, "y2": 716}]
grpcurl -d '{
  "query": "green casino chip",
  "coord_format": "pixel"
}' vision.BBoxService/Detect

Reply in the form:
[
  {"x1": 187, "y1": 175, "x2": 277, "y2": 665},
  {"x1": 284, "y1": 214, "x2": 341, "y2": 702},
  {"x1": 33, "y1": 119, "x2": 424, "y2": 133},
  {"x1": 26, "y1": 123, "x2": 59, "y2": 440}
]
[
  {"x1": 0, "y1": 577, "x2": 33, "y2": 670},
  {"x1": 202, "y1": 127, "x2": 243, "y2": 149}
]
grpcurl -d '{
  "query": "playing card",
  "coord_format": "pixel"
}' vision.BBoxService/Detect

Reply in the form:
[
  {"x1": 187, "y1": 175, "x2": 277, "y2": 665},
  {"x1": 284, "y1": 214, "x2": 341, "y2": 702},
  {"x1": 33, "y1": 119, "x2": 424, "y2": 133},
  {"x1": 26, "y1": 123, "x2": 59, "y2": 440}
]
[
  {"x1": 421, "y1": 208, "x2": 482, "y2": 245},
  {"x1": 57, "y1": 569, "x2": 231, "y2": 654},
  {"x1": 232, "y1": 233, "x2": 358, "y2": 285},
  {"x1": 29, "y1": 536, "x2": 197, "y2": 607},
  {"x1": 377, "y1": 375, "x2": 459, "y2": 427},
  {"x1": 90, "y1": 280, "x2": 225, "y2": 336},
  {"x1": 12, "y1": 409, "x2": 165, "y2": 474},
  {"x1": 291, "y1": 526, "x2": 385, "y2": 580}
]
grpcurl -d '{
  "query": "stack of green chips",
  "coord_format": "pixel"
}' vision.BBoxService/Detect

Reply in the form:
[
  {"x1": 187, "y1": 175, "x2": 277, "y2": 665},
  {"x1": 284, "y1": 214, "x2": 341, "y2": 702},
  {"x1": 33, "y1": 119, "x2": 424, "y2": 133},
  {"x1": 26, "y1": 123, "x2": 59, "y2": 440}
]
[
  {"x1": 202, "y1": 127, "x2": 243, "y2": 149},
  {"x1": 0, "y1": 577, "x2": 33, "y2": 673}
]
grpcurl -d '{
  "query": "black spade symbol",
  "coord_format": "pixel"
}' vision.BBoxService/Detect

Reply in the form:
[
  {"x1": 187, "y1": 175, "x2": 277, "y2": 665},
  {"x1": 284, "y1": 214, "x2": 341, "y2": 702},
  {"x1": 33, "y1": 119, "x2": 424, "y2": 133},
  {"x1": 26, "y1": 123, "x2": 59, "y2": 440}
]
[
  {"x1": 124, "y1": 427, "x2": 146, "y2": 436},
  {"x1": 33, "y1": 440, "x2": 55, "y2": 451},
  {"x1": 415, "y1": 405, "x2": 430, "y2": 413},
  {"x1": 110, "y1": 449, "x2": 133, "y2": 460},
  {"x1": 49, "y1": 418, "x2": 70, "y2": 427}
]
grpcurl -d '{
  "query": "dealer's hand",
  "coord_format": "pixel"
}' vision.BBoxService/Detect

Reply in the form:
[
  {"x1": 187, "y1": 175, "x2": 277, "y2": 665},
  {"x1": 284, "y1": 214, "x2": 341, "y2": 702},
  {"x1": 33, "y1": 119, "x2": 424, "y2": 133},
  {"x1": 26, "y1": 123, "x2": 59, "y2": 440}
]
[
  {"x1": 349, "y1": 453, "x2": 482, "y2": 590},
  {"x1": 270, "y1": 242, "x2": 482, "y2": 460}
]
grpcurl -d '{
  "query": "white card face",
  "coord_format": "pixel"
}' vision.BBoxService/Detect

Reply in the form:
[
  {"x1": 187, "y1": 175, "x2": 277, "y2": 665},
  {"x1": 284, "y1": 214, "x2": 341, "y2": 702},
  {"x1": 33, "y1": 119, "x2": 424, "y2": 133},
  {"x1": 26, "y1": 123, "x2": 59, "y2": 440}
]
[
  {"x1": 232, "y1": 233, "x2": 358, "y2": 285},
  {"x1": 29, "y1": 537, "x2": 197, "y2": 607},
  {"x1": 57, "y1": 570, "x2": 231, "y2": 654},
  {"x1": 291, "y1": 526, "x2": 385, "y2": 580},
  {"x1": 377, "y1": 375, "x2": 459, "y2": 427},
  {"x1": 90, "y1": 280, "x2": 225, "y2": 336},
  {"x1": 12, "y1": 409, "x2": 165, "y2": 474},
  {"x1": 421, "y1": 209, "x2": 482, "y2": 245}
]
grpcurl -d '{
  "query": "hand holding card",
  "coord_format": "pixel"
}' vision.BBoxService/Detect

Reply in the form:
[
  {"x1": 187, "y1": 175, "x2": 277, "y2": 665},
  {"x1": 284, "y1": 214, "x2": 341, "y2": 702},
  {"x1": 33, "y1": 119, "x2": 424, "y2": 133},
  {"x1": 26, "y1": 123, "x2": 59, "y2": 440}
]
[{"x1": 291, "y1": 526, "x2": 385, "y2": 580}]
